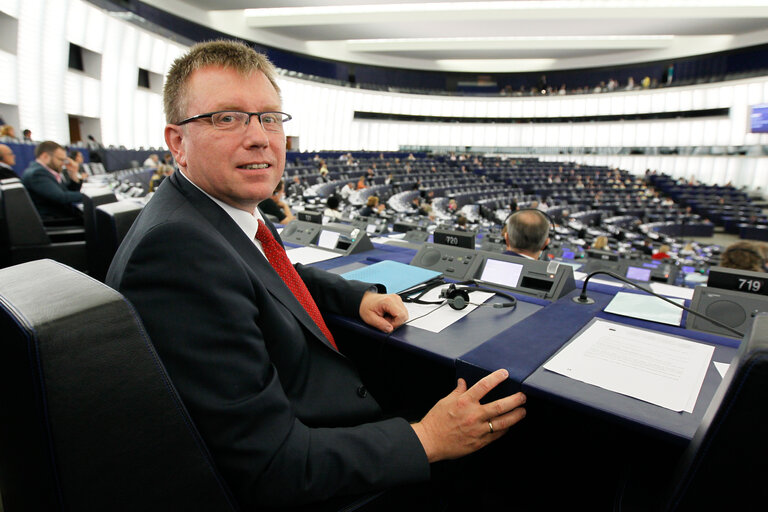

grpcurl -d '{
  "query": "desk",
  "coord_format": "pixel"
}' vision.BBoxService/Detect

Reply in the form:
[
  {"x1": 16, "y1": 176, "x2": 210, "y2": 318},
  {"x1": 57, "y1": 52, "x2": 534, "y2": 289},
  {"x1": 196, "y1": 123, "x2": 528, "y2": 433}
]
[{"x1": 313, "y1": 240, "x2": 737, "y2": 446}]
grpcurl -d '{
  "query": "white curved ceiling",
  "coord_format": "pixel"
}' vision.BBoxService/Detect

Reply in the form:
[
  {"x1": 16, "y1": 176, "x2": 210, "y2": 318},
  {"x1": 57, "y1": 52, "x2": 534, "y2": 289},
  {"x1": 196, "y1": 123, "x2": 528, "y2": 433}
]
[{"x1": 142, "y1": 0, "x2": 768, "y2": 73}]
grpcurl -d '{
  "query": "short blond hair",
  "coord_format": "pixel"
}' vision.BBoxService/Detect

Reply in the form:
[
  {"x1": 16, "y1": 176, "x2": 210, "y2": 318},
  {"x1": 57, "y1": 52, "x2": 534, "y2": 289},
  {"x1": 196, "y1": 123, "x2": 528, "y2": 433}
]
[{"x1": 163, "y1": 40, "x2": 280, "y2": 124}]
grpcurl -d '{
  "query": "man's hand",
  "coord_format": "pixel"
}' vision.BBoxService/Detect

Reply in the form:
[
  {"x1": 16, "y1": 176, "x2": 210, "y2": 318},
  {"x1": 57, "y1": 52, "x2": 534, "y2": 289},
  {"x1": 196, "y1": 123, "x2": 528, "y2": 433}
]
[
  {"x1": 64, "y1": 159, "x2": 81, "y2": 182},
  {"x1": 359, "y1": 291, "x2": 408, "y2": 333},
  {"x1": 411, "y1": 369, "x2": 526, "y2": 463}
]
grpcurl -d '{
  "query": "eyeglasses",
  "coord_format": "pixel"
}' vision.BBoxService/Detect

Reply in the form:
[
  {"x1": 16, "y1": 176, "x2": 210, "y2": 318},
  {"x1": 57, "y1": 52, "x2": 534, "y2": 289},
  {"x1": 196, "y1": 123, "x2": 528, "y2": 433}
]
[{"x1": 176, "y1": 110, "x2": 292, "y2": 133}]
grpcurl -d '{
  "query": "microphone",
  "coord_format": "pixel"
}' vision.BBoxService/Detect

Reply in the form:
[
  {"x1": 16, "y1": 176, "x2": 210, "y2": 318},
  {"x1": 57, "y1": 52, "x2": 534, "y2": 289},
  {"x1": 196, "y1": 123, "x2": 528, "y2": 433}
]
[{"x1": 573, "y1": 270, "x2": 744, "y2": 338}]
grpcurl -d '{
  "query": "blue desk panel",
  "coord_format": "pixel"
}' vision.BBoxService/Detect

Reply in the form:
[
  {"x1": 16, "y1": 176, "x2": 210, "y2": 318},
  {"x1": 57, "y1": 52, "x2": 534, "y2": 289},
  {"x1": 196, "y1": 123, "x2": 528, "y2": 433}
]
[{"x1": 457, "y1": 288, "x2": 739, "y2": 444}]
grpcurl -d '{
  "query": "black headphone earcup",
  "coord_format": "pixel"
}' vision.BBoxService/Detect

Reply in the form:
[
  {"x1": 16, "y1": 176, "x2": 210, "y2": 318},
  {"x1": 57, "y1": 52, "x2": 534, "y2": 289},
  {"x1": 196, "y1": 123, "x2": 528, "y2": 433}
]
[{"x1": 446, "y1": 287, "x2": 470, "y2": 310}]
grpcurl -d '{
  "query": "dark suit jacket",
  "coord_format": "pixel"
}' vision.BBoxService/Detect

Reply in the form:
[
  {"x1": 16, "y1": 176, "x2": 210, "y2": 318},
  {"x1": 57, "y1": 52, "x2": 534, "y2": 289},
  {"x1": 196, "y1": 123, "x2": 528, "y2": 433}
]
[
  {"x1": 21, "y1": 161, "x2": 82, "y2": 219},
  {"x1": 106, "y1": 172, "x2": 429, "y2": 508},
  {"x1": 504, "y1": 249, "x2": 526, "y2": 258},
  {"x1": 0, "y1": 163, "x2": 17, "y2": 180}
]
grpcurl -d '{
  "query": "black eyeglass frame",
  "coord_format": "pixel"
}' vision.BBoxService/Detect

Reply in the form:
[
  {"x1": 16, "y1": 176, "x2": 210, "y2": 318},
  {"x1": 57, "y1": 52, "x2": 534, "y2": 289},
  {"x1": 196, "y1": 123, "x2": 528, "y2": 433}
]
[{"x1": 175, "y1": 110, "x2": 292, "y2": 132}]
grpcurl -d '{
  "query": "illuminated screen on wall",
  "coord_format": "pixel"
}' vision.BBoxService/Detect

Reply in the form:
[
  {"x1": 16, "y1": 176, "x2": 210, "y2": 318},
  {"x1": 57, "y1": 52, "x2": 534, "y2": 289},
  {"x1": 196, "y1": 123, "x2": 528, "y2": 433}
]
[{"x1": 750, "y1": 104, "x2": 768, "y2": 133}]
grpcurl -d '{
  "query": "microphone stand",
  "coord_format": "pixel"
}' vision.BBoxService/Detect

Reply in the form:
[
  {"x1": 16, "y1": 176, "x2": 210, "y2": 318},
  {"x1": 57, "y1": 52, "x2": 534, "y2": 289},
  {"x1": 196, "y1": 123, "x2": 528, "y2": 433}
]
[{"x1": 573, "y1": 270, "x2": 744, "y2": 338}]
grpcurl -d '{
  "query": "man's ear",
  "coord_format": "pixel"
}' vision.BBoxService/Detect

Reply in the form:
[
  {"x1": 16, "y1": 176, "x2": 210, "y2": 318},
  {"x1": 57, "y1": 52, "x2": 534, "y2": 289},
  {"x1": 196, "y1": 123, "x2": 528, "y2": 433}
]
[
  {"x1": 542, "y1": 237, "x2": 551, "y2": 250},
  {"x1": 165, "y1": 124, "x2": 186, "y2": 168},
  {"x1": 503, "y1": 230, "x2": 510, "y2": 248}
]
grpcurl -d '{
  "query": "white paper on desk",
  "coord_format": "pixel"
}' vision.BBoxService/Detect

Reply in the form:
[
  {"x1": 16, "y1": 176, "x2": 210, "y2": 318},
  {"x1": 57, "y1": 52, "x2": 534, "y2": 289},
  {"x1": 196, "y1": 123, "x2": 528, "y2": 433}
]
[
  {"x1": 370, "y1": 233, "x2": 406, "y2": 244},
  {"x1": 403, "y1": 285, "x2": 493, "y2": 333},
  {"x1": 574, "y1": 271, "x2": 624, "y2": 288},
  {"x1": 543, "y1": 319, "x2": 714, "y2": 412},
  {"x1": 604, "y1": 292, "x2": 685, "y2": 326},
  {"x1": 649, "y1": 282, "x2": 694, "y2": 300},
  {"x1": 714, "y1": 361, "x2": 730, "y2": 378},
  {"x1": 285, "y1": 246, "x2": 342, "y2": 265}
]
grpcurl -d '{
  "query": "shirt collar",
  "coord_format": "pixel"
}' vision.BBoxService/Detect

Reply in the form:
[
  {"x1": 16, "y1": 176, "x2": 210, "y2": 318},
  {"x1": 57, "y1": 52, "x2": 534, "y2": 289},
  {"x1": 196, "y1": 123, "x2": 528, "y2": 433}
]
[
  {"x1": 178, "y1": 169, "x2": 264, "y2": 241},
  {"x1": 37, "y1": 158, "x2": 61, "y2": 183}
]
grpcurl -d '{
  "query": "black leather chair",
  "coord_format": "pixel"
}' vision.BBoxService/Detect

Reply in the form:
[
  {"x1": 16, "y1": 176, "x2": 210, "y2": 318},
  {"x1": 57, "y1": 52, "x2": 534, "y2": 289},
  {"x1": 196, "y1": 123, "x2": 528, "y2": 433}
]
[
  {"x1": 0, "y1": 259, "x2": 238, "y2": 511},
  {"x1": 91, "y1": 200, "x2": 143, "y2": 281},
  {"x1": 616, "y1": 313, "x2": 768, "y2": 511},
  {"x1": 0, "y1": 181, "x2": 86, "y2": 270},
  {"x1": 81, "y1": 187, "x2": 117, "y2": 275}
]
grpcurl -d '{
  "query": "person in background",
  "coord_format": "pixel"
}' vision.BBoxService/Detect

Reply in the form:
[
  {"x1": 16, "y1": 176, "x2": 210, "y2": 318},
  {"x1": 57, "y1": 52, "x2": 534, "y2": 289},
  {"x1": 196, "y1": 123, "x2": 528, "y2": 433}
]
[
  {"x1": 590, "y1": 235, "x2": 609, "y2": 251},
  {"x1": 641, "y1": 239, "x2": 654, "y2": 256},
  {"x1": 652, "y1": 244, "x2": 671, "y2": 260},
  {"x1": 323, "y1": 194, "x2": 343, "y2": 220},
  {"x1": 22, "y1": 129, "x2": 33, "y2": 142},
  {"x1": 0, "y1": 143, "x2": 17, "y2": 180},
  {"x1": 259, "y1": 179, "x2": 295, "y2": 224},
  {"x1": 143, "y1": 153, "x2": 160, "y2": 168},
  {"x1": 504, "y1": 209, "x2": 550, "y2": 259},
  {"x1": 0, "y1": 125, "x2": 17, "y2": 140},
  {"x1": 720, "y1": 241, "x2": 767, "y2": 272},
  {"x1": 358, "y1": 195, "x2": 384, "y2": 217},
  {"x1": 21, "y1": 141, "x2": 83, "y2": 220},
  {"x1": 64, "y1": 150, "x2": 89, "y2": 187}
]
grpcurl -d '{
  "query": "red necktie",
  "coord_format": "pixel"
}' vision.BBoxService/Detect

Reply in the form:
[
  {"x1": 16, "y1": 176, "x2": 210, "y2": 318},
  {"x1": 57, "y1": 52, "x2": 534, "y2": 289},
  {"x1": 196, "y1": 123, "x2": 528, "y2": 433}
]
[{"x1": 255, "y1": 220, "x2": 337, "y2": 350}]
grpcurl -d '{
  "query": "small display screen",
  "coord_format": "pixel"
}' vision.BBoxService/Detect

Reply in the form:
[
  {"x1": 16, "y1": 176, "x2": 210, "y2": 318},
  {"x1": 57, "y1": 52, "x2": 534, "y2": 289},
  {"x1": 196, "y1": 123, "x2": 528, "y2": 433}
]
[
  {"x1": 626, "y1": 266, "x2": 652, "y2": 281},
  {"x1": 642, "y1": 262, "x2": 659, "y2": 268},
  {"x1": 480, "y1": 259, "x2": 524, "y2": 288},
  {"x1": 682, "y1": 266, "x2": 696, "y2": 273},
  {"x1": 318, "y1": 230, "x2": 340, "y2": 249},
  {"x1": 562, "y1": 250, "x2": 575, "y2": 259},
  {"x1": 750, "y1": 104, "x2": 768, "y2": 133}
]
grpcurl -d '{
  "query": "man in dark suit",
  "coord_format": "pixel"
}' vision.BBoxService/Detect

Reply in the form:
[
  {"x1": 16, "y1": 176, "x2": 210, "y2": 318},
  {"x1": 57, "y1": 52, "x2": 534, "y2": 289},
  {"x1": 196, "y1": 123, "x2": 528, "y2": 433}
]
[
  {"x1": 504, "y1": 209, "x2": 550, "y2": 259},
  {"x1": 21, "y1": 140, "x2": 83, "y2": 220},
  {"x1": 0, "y1": 144, "x2": 18, "y2": 180},
  {"x1": 107, "y1": 40, "x2": 526, "y2": 510}
]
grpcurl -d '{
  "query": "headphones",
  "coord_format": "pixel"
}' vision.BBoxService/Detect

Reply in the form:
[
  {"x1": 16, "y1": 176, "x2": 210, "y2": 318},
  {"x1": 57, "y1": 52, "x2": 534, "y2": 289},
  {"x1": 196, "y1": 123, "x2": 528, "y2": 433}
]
[{"x1": 402, "y1": 281, "x2": 517, "y2": 311}]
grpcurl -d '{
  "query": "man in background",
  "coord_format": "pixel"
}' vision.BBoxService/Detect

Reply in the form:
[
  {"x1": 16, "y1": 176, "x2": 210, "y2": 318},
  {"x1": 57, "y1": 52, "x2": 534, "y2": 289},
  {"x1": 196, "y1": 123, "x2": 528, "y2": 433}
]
[
  {"x1": 259, "y1": 179, "x2": 295, "y2": 224},
  {"x1": 0, "y1": 144, "x2": 17, "y2": 180},
  {"x1": 21, "y1": 141, "x2": 83, "y2": 220},
  {"x1": 504, "y1": 209, "x2": 550, "y2": 259}
]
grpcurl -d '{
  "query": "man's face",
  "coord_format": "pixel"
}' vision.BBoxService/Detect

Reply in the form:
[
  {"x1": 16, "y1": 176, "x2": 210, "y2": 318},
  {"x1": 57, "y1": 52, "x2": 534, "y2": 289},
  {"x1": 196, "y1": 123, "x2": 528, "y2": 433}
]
[
  {"x1": 0, "y1": 146, "x2": 14, "y2": 166},
  {"x1": 45, "y1": 148, "x2": 67, "y2": 172},
  {"x1": 165, "y1": 65, "x2": 286, "y2": 213}
]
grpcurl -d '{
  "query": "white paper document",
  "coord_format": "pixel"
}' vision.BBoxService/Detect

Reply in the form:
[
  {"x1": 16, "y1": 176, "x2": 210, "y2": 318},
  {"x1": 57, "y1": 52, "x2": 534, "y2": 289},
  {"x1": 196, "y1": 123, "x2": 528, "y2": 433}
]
[
  {"x1": 604, "y1": 292, "x2": 684, "y2": 326},
  {"x1": 649, "y1": 282, "x2": 695, "y2": 300},
  {"x1": 285, "y1": 246, "x2": 342, "y2": 265},
  {"x1": 574, "y1": 271, "x2": 624, "y2": 288},
  {"x1": 543, "y1": 319, "x2": 714, "y2": 412},
  {"x1": 714, "y1": 361, "x2": 730, "y2": 378},
  {"x1": 402, "y1": 285, "x2": 493, "y2": 333}
]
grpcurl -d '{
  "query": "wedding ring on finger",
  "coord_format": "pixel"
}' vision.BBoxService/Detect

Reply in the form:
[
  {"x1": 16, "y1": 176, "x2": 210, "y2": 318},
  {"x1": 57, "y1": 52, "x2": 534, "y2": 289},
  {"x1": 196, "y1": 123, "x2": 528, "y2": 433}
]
[{"x1": 488, "y1": 420, "x2": 494, "y2": 434}]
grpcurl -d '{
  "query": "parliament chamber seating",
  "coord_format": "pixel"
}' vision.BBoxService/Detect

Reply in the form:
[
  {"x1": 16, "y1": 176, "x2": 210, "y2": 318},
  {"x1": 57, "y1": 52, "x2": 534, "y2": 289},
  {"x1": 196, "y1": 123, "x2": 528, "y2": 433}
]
[
  {"x1": 0, "y1": 181, "x2": 86, "y2": 271},
  {"x1": 91, "y1": 201, "x2": 144, "y2": 282}
]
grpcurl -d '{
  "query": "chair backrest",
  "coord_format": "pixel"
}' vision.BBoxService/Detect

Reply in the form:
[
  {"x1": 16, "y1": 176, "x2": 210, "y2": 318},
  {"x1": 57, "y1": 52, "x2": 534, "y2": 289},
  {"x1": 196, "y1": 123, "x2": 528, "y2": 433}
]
[
  {"x1": 93, "y1": 201, "x2": 143, "y2": 281},
  {"x1": 665, "y1": 312, "x2": 768, "y2": 511},
  {"x1": 0, "y1": 259, "x2": 238, "y2": 511},
  {"x1": 81, "y1": 188, "x2": 118, "y2": 277},
  {"x1": 0, "y1": 181, "x2": 50, "y2": 246}
]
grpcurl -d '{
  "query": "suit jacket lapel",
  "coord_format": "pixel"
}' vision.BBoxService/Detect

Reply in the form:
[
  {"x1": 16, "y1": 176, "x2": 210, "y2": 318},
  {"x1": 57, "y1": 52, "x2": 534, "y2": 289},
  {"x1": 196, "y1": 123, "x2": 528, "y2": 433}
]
[{"x1": 169, "y1": 172, "x2": 333, "y2": 349}]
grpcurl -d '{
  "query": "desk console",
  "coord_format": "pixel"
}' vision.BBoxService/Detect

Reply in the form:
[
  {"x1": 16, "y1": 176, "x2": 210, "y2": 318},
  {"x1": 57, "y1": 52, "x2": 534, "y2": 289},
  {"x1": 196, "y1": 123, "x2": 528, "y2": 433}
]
[{"x1": 281, "y1": 220, "x2": 374, "y2": 255}]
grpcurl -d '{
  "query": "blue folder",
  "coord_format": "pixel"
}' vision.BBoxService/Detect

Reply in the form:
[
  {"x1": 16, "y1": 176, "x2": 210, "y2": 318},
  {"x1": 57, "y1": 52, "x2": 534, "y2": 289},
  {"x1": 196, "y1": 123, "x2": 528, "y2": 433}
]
[{"x1": 341, "y1": 260, "x2": 442, "y2": 294}]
